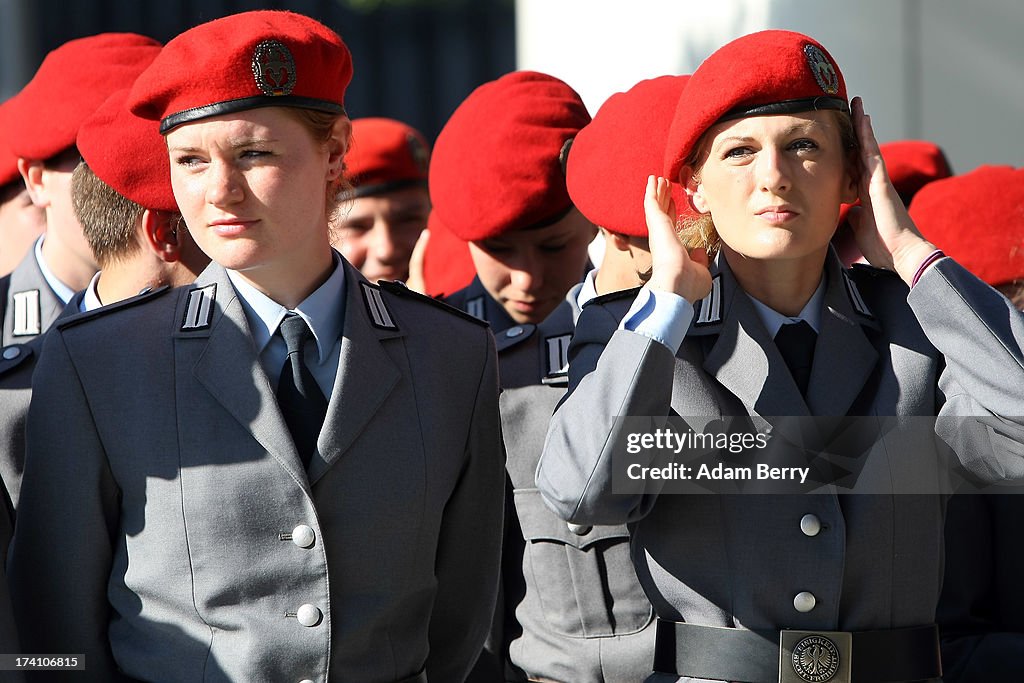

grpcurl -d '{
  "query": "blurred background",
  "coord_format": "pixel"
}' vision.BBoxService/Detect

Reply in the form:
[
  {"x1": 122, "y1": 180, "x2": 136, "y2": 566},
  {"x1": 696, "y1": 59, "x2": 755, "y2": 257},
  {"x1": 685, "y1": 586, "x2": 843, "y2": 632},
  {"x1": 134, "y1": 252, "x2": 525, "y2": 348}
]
[{"x1": 2, "y1": 0, "x2": 1021, "y2": 174}]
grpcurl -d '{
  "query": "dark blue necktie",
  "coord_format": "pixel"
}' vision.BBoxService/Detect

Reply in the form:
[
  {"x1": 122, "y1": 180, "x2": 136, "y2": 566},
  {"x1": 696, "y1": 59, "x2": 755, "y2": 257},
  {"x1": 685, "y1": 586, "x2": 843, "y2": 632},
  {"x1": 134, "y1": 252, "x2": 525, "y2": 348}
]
[
  {"x1": 276, "y1": 313, "x2": 328, "y2": 469},
  {"x1": 774, "y1": 320, "x2": 817, "y2": 397}
]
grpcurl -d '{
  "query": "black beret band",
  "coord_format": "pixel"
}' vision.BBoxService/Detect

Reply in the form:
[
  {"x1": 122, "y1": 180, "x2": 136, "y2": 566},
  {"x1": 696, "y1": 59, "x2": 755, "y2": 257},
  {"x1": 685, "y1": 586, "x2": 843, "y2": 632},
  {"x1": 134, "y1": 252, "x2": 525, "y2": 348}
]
[{"x1": 160, "y1": 95, "x2": 345, "y2": 134}]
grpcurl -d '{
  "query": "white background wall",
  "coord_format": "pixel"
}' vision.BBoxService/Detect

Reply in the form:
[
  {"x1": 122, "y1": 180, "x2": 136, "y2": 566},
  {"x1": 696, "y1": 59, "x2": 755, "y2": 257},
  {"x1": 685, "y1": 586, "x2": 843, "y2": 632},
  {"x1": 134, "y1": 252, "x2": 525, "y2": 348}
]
[{"x1": 516, "y1": 0, "x2": 1024, "y2": 174}]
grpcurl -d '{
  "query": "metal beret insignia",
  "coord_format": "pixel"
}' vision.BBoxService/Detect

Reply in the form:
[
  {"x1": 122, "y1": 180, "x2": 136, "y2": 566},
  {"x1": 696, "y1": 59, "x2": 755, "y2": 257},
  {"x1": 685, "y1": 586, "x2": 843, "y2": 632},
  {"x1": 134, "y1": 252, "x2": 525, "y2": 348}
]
[
  {"x1": 791, "y1": 635, "x2": 840, "y2": 683},
  {"x1": 803, "y1": 44, "x2": 840, "y2": 96},
  {"x1": 558, "y1": 137, "x2": 574, "y2": 176},
  {"x1": 252, "y1": 39, "x2": 297, "y2": 96},
  {"x1": 406, "y1": 132, "x2": 430, "y2": 175}
]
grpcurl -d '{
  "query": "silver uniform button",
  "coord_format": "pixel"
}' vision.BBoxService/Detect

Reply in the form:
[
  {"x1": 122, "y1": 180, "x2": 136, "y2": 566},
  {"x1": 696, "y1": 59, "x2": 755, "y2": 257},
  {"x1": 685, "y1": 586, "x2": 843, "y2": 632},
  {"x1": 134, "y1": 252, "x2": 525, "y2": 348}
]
[
  {"x1": 291, "y1": 524, "x2": 315, "y2": 548},
  {"x1": 567, "y1": 522, "x2": 592, "y2": 536},
  {"x1": 2, "y1": 347, "x2": 20, "y2": 360},
  {"x1": 799, "y1": 514, "x2": 822, "y2": 537},
  {"x1": 506, "y1": 326, "x2": 524, "y2": 338},
  {"x1": 793, "y1": 591, "x2": 817, "y2": 613},
  {"x1": 296, "y1": 604, "x2": 322, "y2": 627}
]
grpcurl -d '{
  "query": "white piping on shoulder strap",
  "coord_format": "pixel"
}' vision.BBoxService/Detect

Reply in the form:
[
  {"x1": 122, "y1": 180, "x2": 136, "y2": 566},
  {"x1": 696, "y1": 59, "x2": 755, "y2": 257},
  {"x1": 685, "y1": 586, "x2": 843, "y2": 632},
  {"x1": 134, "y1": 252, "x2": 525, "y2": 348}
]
[
  {"x1": 694, "y1": 275, "x2": 723, "y2": 326},
  {"x1": 841, "y1": 270, "x2": 874, "y2": 318},
  {"x1": 11, "y1": 289, "x2": 41, "y2": 337},
  {"x1": 181, "y1": 284, "x2": 217, "y2": 331},
  {"x1": 545, "y1": 334, "x2": 572, "y2": 377},
  {"x1": 466, "y1": 296, "x2": 485, "y2": 322},
  {"x1": 362, "y1": 283, "x2": 397, "y2": 329}
]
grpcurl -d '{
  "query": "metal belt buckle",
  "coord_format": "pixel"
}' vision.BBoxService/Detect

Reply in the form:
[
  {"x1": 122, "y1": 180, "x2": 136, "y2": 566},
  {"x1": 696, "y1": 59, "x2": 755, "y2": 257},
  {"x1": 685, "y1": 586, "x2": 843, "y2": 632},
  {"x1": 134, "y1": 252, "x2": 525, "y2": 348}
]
[{"x1": 779, "y1": 630, "x2": 852, "y2": 683}]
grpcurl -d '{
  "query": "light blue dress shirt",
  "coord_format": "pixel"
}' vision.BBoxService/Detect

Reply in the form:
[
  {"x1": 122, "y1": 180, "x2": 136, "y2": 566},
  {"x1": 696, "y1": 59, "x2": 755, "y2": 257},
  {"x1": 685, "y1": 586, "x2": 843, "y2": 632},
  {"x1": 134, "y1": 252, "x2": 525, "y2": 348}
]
[{"x1": 228, "y1": 252, "x2": 347, "y2": 397}]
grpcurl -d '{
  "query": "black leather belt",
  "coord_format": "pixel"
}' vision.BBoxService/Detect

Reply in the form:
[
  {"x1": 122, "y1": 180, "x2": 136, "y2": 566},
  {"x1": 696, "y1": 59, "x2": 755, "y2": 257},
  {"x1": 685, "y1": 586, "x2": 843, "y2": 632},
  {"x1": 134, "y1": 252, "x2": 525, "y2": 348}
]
[{"x1": 653, "y1": 619, "x2": 941, "y2": 683}]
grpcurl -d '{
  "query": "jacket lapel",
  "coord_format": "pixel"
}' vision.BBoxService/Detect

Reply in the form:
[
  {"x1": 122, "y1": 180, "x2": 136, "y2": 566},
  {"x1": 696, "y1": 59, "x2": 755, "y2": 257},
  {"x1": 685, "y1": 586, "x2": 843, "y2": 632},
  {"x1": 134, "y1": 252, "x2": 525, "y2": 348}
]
[
  {"x1": 691, "y1": 257, "x2": 810, "y2": 419},
  {"x1": 309, "y1": 263, "x2": 402, "y2": 484},
  {"x1": 183, "y1": 264, "x2": 309, "y2": 488},
  {"x1": 805, "y1": 256, "x2": 880, "y2": 417}
]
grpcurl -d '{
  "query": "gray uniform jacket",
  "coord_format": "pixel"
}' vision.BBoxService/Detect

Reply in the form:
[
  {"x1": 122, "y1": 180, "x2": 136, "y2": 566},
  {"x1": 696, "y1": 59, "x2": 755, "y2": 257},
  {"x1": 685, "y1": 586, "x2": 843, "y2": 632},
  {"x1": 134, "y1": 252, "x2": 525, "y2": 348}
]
[
  {"x1": 1, "y1": 245, "x2": 65, "y2": 347},
  {"x1": 536, "y1": 253, "x2": 1024, "y2": 682},
  {"x1": 9, "y1": 260, "x2": 506, "y2": 682},
  {"x1": 0, "y1": 292, "x2": 86, "y2": 512},
  {"x1": 449, "y1": 280, "x2": 656, "y2": 682}
]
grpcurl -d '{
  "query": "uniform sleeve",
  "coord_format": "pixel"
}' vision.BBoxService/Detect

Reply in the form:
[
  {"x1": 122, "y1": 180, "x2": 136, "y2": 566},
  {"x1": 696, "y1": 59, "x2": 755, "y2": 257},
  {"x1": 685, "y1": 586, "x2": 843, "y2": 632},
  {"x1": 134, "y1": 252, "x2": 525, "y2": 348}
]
[
  {"x1": 908, "y1": 258, "x2": 1024, "y2": 482},
  {"x1": 7, "y1": 330, "x2": 126, "y2": 681},
  {"x1": 536, "y1": 300, "x2": 678, "y2": 527},
  {"x1": 425, "y1": 329, "x2": 506, "y2": 681}
]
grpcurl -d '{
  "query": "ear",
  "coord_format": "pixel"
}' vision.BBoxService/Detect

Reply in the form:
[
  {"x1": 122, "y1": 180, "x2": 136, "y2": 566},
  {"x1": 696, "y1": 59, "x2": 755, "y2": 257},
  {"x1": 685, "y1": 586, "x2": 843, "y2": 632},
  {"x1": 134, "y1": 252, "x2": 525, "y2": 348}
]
[
  {"x1": 681, "y1": 165, "x2": 710, "y2": 215},
  {"x1": 326, "y1": 116, "x2": 352, "y2": 182},
  {"x1": 840, "y1": 165, "x2": 858, "y2": 205},
  {"x1": 17, "y1": 159, "x2": 48, "y2": 208},
  {"x1": 142, "y1": 210, "x2": 182, "y2": 263},
  {"x1": 608, "y1": 231, "x2": 632, "y2": 253}
]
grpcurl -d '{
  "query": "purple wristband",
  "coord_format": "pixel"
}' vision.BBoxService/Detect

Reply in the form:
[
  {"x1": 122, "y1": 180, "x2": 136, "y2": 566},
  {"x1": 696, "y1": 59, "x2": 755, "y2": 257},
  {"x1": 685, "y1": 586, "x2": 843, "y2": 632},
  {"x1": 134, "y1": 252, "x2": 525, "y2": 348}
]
[{"x1": 911, "y1": 249, "x2": 946, "y2": 288}]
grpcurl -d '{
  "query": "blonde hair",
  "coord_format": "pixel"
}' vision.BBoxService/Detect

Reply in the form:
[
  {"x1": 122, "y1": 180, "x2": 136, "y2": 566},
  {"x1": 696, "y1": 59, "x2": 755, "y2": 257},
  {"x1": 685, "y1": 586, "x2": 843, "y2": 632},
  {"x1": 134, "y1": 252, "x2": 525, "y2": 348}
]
[
  {"x1": 674, "y1": 109, "x2": 859, "y2": 258},
  {"x1": 280, "y1": 107, "x2": 354, "y2": 218}
]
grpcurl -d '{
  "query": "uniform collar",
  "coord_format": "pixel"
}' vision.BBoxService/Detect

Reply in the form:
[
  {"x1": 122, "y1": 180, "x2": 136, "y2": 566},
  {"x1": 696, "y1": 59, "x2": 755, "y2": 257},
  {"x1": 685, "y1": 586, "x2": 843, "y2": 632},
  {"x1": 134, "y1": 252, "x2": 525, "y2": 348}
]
[
  {"x1": 227, "y1": 250, "x2": 347, "y2": 364},
  {"x1": 746, "y1": 275, "x2": 826, "y2": 338},
  {"x1": 81, "y1": 271, "x2": 103, "y2": 313},
  {"x1": 34, "y1": 235, "x2": 75, "y2": 304}
]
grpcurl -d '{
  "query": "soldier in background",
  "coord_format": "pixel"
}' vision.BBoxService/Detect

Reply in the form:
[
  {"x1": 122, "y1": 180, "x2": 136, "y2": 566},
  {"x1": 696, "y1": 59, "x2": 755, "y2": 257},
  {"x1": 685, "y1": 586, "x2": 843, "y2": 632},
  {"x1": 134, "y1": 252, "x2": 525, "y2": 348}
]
[
  {"x1": 910, "y1": 165, "x2": 1024, "y2": 683},
  {"x1": 0, "y1": 33, "x2": 163, "y2": 346},
  {"x1": 332, "y1": 117, "x2": 432, "y2": 283},
  {"x1": 432, "y1": 69, "x2": 658, "y2": 682},
  {"x1": 0, "y1": 104, "x2": 46, "y2": 277}
]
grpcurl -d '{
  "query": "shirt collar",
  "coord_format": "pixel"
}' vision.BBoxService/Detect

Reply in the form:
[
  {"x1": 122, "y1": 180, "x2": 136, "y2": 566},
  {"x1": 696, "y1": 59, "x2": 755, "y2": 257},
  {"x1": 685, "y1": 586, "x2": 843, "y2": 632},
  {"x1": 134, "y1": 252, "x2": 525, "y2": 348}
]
[
  {"x1": 34, "y1": 235, "x2": 76, "y2": 304},
  {"x1": 747, "y1": 274, "x2": 826, "y2": 338},
  {"x1": 227, "y1": 252, "x2": 347, "y2": 364},
  {"x1": 81, "y1": 271, "x2": 103, "y2": 312},
  {"x1": 575, "y1": 268, "x2": 600, "y2": 310}
]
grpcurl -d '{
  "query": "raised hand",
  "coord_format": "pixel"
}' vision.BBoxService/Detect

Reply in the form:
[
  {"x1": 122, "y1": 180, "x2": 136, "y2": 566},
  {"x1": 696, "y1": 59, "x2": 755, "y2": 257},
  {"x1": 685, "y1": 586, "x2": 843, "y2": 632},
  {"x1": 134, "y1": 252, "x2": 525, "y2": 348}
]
[
  {"x1": 644, "y1": 175, "x2": 713, "y2": 303},
  {"x1": 848, "y1": 96, "x2": 937, "y2": 285}
]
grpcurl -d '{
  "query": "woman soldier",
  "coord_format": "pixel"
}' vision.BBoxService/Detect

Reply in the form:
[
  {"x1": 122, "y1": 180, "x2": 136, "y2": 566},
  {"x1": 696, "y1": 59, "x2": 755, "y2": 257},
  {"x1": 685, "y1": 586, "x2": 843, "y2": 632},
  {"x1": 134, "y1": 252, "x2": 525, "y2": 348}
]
[
  {"x1": 9, "y1": 11, "x2": 505, "y2": 682},
  {"x1": 537, "y1": 30, "x2": 1024, "y2": 683}
]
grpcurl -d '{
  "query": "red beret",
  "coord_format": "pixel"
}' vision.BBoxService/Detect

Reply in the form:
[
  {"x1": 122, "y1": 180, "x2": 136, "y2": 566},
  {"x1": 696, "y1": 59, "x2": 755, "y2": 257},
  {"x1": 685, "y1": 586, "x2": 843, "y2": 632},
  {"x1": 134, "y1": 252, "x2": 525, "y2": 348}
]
[
  {"x1": 4, "y1": 33, "x2": 161, "y2": 161},
  {"x1": 0, "y1": 103, "x2": 19, "y2": 187},
  {"x1": 77, "y1": 89, "x2": 177, "y2": 213},
  {"x1": 422, "y1": 211, "x2": 476, "y2": 297},
  {"x1": 345, "y1": 117, "x2": 430, "y2": 198},
  {"x1": 665, "y1": 30, "x2": 848, "y2": 181},
  {"x1": 430, "y1": 70, "x2": 591, "y2": 242},
  {"x1": 909, "y1": 165, "x2": 1024, "y2": 287},
  {"x1": 128, "y1": 10, "x2": 351, "y2": 134},
  {"x1": 567, "y1": 75, "x2": 694, "y2": 238},
  {"x1": 878, "y1": 140, "x2": 952, "y2": 202}
]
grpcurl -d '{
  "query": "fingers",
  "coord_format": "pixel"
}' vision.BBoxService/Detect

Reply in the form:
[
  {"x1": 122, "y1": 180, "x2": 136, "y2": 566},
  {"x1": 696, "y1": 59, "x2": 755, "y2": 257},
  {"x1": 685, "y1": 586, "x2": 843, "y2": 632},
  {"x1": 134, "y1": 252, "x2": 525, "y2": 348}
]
[{"x1": 405, "y1": 228, "x2": 430, "y2": 294}]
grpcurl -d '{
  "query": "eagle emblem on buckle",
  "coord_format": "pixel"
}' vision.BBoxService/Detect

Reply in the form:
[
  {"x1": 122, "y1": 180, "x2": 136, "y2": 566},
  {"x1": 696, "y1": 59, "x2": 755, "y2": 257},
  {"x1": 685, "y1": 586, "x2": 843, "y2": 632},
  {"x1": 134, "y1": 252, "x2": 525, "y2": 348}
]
[
  {"x1": 791, "y1": 635, "x2": 840, "y2": 682},
  {"x1": 252, "y1": 39, "x2": 297, "y2": 96},
  {"x1": 803, "y1": 44, "x2": 840, "y2": 96}
]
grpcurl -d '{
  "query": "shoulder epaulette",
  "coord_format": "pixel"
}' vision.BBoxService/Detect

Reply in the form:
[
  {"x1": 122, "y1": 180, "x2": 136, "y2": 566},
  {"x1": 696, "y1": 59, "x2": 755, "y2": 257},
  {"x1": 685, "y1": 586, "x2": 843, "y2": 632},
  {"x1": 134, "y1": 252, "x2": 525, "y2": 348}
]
[
  {"x1": 378, "y1": 280, "x2": 489, "y2": 327},
  {"x1": 180, "y1": 283, "x2": 217, "y2": 331},
  {"x1": 56, "y1": 285, "x2": 171, "y2": 332},
  {"x1": 0, "y1": 343, "x2": 34, "y2": 375},
  {"x1": 10, "y1": 289, "x2": 42, "y2": 337},
  {"x1": 842, "y1": 266, "x2": 883, "y2": 319},
  {"x1": 360, "y1": 281, "x2": 397, "y2": 330},
  {"x1": 581, "y1": 285, "x2": 642, "y2": 309},
  {"x1": 694, "y1": 274, "x2": 723, "y2": 326}
]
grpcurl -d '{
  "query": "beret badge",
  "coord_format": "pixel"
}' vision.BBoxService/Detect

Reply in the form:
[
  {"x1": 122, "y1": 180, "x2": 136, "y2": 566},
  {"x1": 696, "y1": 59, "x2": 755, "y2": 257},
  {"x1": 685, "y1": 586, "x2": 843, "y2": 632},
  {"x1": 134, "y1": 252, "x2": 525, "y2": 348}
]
[
  {"x1": 252, "y1": 39, "x2": 296, "y2": 96},
  {"x1": 407, "y1": 132, "x2": 430, "y2": 175},
  {"x1": 803, "y1": 44, "x2": 839, "y2": 96}
]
